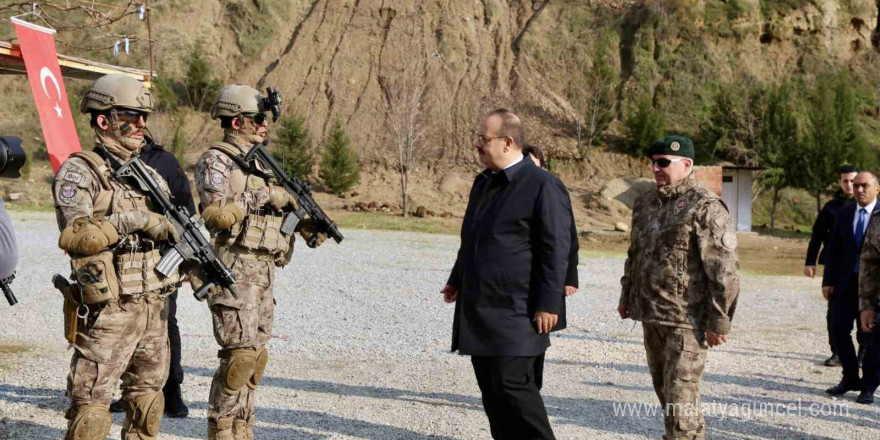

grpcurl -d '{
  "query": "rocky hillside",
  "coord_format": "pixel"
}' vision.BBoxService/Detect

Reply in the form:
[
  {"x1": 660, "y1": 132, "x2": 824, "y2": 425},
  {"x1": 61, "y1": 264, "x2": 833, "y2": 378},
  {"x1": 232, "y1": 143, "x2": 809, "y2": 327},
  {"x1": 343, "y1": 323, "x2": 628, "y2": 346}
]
[{"x1": 1, "y1": 0, "x2": 879, "y2": 229}]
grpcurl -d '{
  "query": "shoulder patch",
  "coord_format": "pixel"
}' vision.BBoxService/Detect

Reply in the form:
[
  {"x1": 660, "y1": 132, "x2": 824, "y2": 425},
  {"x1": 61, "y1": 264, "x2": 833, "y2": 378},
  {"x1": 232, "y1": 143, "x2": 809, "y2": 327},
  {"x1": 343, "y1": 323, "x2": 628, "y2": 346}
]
[
  {"x1": 673, "y1": 197, "x2": 690, "y2": 215},
  {"x1": 62, "y1": 170, "x2": 84, "y2": 184},
  {"x1": 721, "y1": 232, "x2": 737, "y2": 250},
  {"x1": 210, "y1": 170, "x2": 226, "y2": 186},
  {"x1": 59, "y1": 182, "x2": 78, "y2": 202}
]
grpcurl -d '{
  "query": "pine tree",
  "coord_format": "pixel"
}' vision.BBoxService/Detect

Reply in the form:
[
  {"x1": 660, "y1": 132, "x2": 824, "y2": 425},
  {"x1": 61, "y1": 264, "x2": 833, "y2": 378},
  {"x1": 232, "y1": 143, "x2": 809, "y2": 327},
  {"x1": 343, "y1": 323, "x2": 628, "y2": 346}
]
[
  {"x1": 319, "y1": 118, "x2": 360, "y2": 195},
  {"x1": 624, "y1": 97, "x2": 666, "y2": 155},
  {"x1": 756, "y1": 82, "x2": 800, "y2": 234},
  {"x1": 801, "y1": 69, "x2": 872, "y2": 213},
  {"x1": 272, "y1": 115, "x2": 314, "y2": 180},
  {"x1": 185, "y1": 49, "x2": 221, "y2": 111},
  {"x1": 580, "y1": 30, "x2": 617, "y2": 156}
]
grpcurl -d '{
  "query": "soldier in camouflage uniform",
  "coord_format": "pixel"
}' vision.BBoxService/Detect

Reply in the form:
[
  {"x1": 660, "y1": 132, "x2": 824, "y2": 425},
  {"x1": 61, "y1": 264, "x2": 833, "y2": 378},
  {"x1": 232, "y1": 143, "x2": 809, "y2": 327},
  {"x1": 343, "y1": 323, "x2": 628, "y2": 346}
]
[
  {"x1": 195, "y1": 84, "x2": 326, "y2": 440},
  {"x1": 53, "y1": 74, "x2": 180, "y2": 440},
  {"x1": 618, "y1": 136, "x2": 739, "y2": 440},
  {"x1": 857, "y1": 173, "x2": 880, "y2": 405}
]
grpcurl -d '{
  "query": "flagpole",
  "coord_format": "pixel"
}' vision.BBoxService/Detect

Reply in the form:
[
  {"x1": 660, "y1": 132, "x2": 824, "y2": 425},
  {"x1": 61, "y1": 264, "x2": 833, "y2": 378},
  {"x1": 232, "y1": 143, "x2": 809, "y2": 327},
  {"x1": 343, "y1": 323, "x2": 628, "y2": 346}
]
[
  {"x1": 9, "y1": 16, "x2": 57, "y2": 35},
  {"x1": 146, "y1": 0, "x2": 154, "y2": 81}
]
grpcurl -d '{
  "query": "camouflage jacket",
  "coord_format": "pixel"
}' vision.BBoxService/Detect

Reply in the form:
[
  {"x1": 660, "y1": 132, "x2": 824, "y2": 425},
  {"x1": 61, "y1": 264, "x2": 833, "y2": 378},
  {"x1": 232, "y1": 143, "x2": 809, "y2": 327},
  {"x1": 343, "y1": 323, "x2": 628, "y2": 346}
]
[
  {"x1": 53, "y1": 144, "x2": 170, "y2": 234},
  {"x1": 859, "y1": 215, "x2": 880, "y2": 311},
  {"x1": 620, "y1": 176, "x2": 740, "y2": 334},
  {"x1": 194, "y1": 132, "x2": 270, "y2": 218},
  {"x1": 195, "y1": 132, "x2": 292, "y2": 258}
]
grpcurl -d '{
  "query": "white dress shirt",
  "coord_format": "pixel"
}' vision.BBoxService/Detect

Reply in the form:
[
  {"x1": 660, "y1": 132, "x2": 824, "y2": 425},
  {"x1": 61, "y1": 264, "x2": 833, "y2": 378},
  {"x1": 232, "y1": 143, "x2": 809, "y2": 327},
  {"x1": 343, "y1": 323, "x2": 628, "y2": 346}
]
[{"x1": 854, "y1": 198, "x2": 877, "y2": 237}]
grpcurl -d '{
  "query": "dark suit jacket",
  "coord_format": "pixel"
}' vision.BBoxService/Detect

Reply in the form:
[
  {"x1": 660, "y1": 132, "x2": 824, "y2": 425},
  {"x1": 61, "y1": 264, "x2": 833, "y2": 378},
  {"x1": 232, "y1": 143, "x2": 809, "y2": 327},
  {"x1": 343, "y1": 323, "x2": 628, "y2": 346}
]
[
  {"x1": 806, "y1": 190, "x2": 851, "y2": 266},
  {"x1": 555, "y1": 180, "x2": 578, "y2": 332},
  {"x1": 140, "y1": 138, "x2": 196, "y2": 215},
  {"x1": 447, "y1": 159, "x2": 572, "y2": 356},
  {"x1": 823, "y1": 201, "x2": 880, "y2": 293}
]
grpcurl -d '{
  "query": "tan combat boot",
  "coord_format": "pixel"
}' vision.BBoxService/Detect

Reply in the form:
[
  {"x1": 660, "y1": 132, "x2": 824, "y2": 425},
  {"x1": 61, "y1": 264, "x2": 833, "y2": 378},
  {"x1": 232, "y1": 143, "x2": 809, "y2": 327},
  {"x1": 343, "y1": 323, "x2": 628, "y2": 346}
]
[
  {"x1": 207, "y1": 417, "x2": 234, "y2": 440},
  {"x1": 232, "y1": 415, "x2": 255, "y2": 440}
]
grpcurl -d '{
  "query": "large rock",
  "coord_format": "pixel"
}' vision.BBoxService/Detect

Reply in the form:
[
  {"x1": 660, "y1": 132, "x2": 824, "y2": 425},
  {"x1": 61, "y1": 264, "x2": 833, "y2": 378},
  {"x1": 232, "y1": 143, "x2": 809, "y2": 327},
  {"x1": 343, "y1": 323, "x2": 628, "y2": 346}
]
[
  {"x1": 600, "y1": 178, "x2": 655, "y2": 209},
  {"x1": 438, "y1": 172, "x2": 470, "y2": 195}
]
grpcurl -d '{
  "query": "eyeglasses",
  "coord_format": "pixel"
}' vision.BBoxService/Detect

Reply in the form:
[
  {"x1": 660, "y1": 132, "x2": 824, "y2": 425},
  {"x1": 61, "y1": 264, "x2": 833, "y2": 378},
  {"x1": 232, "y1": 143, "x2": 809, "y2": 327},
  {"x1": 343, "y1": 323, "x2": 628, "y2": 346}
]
[
  {"x1": 244, "y1": 112, "x2": 269, "y2": 125},
  {"x1": 649, "y1": 157, "x2": 687, "y2": 168},
  {"x1": 116, "y1": 109, "x2": 148, "y2": 122},
  {"x1": 473, "y1": 134, "x2": 507, "y2": 145},
  {"x1": 853, "y1": 183, "x2": 875, "y2": 190}
]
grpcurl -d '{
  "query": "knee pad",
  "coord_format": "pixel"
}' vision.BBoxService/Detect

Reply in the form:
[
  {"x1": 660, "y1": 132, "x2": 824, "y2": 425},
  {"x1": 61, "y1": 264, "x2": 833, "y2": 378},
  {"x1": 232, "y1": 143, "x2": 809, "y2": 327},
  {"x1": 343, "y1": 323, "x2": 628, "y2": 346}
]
[
  {"x1": 220, "y1": 348, "x2": 257, "y2": 395},
  {"x1": 123, "y1": 391, "x2": 164, "y2": 440},
  {"x1": 68, "y1": 404, "x2": 112, "y2": 440},
  {"x1": 248, "y1": 347, "x2": 268, "y2": 390}
]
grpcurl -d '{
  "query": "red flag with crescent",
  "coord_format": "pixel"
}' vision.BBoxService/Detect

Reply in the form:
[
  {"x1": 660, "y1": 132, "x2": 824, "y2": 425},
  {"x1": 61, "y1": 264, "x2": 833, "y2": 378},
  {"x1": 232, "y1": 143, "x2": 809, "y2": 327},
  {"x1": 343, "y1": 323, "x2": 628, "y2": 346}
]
[{"x1": 12, "y1": 18, "x2": 82, "y2": 173}]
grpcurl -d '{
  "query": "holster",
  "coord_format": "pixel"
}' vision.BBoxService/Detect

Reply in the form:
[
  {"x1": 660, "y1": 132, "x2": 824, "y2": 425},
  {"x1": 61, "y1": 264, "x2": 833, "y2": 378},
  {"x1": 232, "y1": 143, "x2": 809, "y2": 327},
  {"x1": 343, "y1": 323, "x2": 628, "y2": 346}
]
[
  {"x1": 52, "y1": 274, "x2": 80, "y2": 344},
  {"x1": 70, "y1": 251, "x2": 120, "y2": 305}
]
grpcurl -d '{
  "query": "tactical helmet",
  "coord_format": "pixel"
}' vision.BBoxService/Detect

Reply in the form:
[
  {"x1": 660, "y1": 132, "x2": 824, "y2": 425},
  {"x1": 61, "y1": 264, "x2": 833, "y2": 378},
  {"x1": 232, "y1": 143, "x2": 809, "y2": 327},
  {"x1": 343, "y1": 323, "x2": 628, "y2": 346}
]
[
  {"x1": 211, "y1": 84, "x2": 263, "y2": 119},
  {"x1": 80, "y1": 74, "x2": 153, "y2": 114}
]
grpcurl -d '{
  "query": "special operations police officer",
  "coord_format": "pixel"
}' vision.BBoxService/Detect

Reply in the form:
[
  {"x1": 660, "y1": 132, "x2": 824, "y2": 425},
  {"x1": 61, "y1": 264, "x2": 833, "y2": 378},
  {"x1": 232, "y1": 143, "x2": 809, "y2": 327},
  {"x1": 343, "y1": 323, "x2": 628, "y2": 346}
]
[
  {"x1": 53, "y1": 74, "x2": 180, "y2": 440},
  {"x1": 618, "y1": 136, "x2": 740, "y2": 440},
  {"x1": 195, "y1": 84, "x2": 325, "y2": 440}
]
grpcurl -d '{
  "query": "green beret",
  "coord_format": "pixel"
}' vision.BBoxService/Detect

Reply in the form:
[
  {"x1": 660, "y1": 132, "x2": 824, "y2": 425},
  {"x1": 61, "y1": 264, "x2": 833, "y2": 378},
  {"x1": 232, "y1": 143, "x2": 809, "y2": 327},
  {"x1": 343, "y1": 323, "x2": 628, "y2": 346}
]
[{"x1": 646, "y1": 135, "x2": 694, "y2": 159}]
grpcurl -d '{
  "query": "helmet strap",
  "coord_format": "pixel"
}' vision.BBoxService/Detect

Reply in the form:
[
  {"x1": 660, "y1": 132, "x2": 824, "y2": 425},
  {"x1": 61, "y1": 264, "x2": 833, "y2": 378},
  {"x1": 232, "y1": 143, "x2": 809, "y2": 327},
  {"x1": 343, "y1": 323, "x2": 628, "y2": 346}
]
[{"x1": 104, "y1": 108, "x2": 144, "y2": 153}]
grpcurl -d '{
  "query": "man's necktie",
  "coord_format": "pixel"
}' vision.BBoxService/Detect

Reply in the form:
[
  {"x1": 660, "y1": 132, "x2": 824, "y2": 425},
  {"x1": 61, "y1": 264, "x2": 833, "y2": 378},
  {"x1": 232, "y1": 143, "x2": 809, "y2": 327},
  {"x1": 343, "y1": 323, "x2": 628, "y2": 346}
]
[{"x1": 856, "y1": 208, "x2": 868, "y2": 272}]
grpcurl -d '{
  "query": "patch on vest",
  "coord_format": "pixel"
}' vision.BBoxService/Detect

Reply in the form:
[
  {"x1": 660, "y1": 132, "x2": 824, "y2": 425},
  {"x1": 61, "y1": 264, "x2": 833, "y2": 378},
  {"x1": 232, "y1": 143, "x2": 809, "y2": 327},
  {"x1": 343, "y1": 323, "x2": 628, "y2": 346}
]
[
  {"x1": 59, "y1": 183, "x2": 78, "y2": 202},
  {"x1": 62, "y1": 170, "x2": 84, "y2": 184},
  {"x1": 673, "y1": 197, "x2": 689, "y2": 215}
]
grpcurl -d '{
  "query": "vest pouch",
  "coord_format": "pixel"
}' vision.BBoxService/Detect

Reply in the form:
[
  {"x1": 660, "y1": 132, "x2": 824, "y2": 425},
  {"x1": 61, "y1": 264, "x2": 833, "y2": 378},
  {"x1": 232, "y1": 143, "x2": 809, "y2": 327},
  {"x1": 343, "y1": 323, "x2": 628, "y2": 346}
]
[
  {"x1": 70, "y1": 251, "x2": 119, "y2": 304},
  {"x1": 117, "y1": 248, "x2": 181, "y2": 296},
  {"x1": 240, "y1": 213, "x2": 287, "y2": 254}
]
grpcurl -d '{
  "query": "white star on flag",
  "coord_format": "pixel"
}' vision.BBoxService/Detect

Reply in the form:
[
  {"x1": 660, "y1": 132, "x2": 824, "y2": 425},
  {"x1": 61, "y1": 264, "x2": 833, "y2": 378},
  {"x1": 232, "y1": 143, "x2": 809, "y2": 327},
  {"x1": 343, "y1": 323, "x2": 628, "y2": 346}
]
[{"x1": 53, "y1": 103, "x2": 63, "y2": 118}]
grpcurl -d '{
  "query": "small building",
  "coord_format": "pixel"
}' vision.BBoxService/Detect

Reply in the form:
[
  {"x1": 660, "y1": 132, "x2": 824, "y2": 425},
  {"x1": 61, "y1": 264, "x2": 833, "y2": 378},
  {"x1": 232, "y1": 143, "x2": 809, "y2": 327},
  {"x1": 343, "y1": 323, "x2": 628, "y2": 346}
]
[{"x1": 694, "y1": 165, "x2": 764, "y2": 232}]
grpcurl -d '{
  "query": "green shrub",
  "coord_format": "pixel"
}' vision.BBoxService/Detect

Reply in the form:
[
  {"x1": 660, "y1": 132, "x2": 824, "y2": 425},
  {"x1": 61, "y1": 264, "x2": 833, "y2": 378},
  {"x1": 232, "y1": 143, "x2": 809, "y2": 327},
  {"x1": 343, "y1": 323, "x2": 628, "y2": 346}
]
[
  {"x1": 319, "y1": 118, "x2": 360, "y2": 195},
  {"x1": 153, "y1": 76, "x2": 184, "y2": 112},
  {"x1": 272, "y1": 115, "x2": 314, "y2": 180},
  {"x1": 185, "y1": 50, "x2": 222, "y2": 111},
  {"x1": 624, "y1": 97, "x2": 666, "y2": 155}
]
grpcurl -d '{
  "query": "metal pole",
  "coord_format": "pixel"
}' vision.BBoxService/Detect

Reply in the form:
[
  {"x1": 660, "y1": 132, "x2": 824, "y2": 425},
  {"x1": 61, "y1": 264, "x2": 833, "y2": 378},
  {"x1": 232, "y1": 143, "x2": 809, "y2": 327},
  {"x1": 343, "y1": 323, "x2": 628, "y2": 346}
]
[{"x1": 146, "y1": 0, "x2": 153, "y2": 79}]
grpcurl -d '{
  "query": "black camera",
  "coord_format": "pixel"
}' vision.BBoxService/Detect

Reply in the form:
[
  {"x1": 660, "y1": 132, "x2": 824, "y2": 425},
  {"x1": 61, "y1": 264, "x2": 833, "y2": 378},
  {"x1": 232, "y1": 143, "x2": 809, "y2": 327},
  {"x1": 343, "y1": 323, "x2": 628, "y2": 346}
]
[
  {"x1": 262, "y1": 87, "x2": 283, "y2": 122},
  {"x1": 0, "y1": 136, "x2": 26, "y2": 179}
]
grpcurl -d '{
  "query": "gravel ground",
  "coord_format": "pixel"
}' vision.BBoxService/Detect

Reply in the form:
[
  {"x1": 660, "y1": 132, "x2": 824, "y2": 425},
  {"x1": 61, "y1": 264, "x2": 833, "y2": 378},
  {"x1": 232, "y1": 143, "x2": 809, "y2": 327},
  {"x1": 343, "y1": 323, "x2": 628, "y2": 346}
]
[{"x1": 1, "y1": 212, "x2": 878, "y2": 439}]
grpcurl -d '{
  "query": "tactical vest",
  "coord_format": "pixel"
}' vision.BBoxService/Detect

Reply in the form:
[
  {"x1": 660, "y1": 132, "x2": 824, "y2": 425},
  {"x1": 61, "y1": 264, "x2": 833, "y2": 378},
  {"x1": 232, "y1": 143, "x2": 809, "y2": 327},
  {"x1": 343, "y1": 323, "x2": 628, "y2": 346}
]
[
  {"x1": 209, "y1": 142, "x2": 289, "y2": 255},
  {"x1": 72, "y1": 150, "x2": 180, "y2": 296}
]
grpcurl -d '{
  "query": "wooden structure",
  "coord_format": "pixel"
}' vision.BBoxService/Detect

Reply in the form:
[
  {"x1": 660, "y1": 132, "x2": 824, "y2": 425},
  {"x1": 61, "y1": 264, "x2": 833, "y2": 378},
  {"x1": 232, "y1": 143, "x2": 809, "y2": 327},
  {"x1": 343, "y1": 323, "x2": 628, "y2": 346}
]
[{"x1": 0, "y1": 40, "x2": 152, "y2": 86}]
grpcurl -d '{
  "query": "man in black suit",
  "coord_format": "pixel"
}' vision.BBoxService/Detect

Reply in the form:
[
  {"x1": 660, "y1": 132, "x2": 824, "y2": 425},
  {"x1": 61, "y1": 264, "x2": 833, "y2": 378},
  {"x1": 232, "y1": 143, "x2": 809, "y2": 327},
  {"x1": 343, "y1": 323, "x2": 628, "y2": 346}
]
[
  {"x1": 442, "y1": 109, "x2": 572, "y2": 439},
  {"x1": 824, "y1": 171, "x2": 879, "y2": 403},
  {"x1": 805, "y1": 165, "x2": 858, "y2": 367}
]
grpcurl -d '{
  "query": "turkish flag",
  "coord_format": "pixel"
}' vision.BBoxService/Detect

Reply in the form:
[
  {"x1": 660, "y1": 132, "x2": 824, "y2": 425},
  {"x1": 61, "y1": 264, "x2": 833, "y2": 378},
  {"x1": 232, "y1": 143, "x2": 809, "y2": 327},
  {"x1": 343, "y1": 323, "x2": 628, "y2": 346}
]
[{"x1": 13, "y1": 18, "x2": 82, "y2": 173}]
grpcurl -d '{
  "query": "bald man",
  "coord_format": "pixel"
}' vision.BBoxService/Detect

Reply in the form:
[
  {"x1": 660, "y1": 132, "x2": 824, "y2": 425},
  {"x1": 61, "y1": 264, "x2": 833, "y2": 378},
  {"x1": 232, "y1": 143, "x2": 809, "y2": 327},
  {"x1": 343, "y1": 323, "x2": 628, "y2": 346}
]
[
  {"x1": 824, "y1": 172, "x2": 880, "y2": 404},
  {"x1": 442, "y1": 109, "x2": 571, "y2": 439}
]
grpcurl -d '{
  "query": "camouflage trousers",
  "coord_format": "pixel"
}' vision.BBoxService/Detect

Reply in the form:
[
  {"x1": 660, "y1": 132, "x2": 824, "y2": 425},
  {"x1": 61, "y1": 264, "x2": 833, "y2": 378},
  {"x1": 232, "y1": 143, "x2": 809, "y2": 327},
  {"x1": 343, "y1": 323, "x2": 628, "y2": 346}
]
[
  {"x1": 642, "y1": 323, "x2": 708, "y2": 440},
  {"x1": 65, "y1": 294, "x2": 169, "y2": 439},
  {"x1": 207, "y1": 258, "x2": 276, "y2": 431}
]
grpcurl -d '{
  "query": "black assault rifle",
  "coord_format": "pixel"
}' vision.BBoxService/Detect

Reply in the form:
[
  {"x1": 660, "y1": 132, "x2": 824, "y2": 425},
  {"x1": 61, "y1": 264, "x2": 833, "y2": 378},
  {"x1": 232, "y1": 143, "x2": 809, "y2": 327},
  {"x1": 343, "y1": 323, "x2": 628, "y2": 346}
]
[
  {"x1": 115, "y1": 157, "x2": 238, "y2": 300},
  {"x1": 241, "y1": 141, "x2": 343, "y2": 247},
  {"x1": 1, "y1": 272, "x2": 16, "y2": 306}
]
